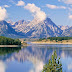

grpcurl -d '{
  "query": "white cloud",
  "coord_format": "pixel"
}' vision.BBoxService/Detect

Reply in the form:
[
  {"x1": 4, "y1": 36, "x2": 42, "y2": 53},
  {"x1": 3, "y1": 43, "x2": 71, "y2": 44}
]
[
  {"x1": 69, "y1": 14, "x2": 72, "y2": 19},
  {"x1": 58, "y1": 0, "x2": 72, "y2": 4},
  {"x1": 9, "y1": 0, "x2": 16, "y2": 4},
  {"x1": 46, "y1": 4, "x2": 66, "y2": 9},
  {"x1": 60, "y1": 6, "x2": 67, "y2": 9},
  {"x1": 68, "y1": 7, "x2": 72, "y2": 11},
  {"x1": 0, "y1": 6, "x2": 8, "y2": 21},
  {"x1": 24, "y1": 3, "x2": 46, "y2": 22},
  {"x1": 46, "y1": 4, "x2": 58, "y2": 9},
  {"x1": 16, "y1": 0, "x2": 25, "y2": 6},
  {"x1": 4, "y1": 5, "x2": 10, "y2": 8}
]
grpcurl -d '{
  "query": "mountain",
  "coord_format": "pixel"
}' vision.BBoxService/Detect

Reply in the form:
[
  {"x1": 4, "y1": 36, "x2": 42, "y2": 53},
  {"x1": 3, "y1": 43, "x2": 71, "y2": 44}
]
[
  {"x1": 58, "y1": 25, "x2": 69, "y2": 30},
  {"x1": 12, "y1": 18, "x2": 63, "y2": 38},
  {"x1": 1, "y1": 18, "x2": 68, "y2": 38},
  {"x1": 62, "y1": 26, "x2": 72, "y2": 37},
  {"x1": 12, "y1": 20, "x2": 30, "y2": 32},
  {"x1": 7, "y1": 20, "x2": 13, "y2": 25},
  {"x1": 0, "y1": 20, "x2": 24, "y2": 38}
]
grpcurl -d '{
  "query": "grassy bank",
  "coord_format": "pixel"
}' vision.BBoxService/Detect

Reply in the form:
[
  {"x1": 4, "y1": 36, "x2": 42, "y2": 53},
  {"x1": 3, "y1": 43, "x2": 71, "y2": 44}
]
[{"x1": 32, "y1": 37, "x2": 72, "y2": 44}]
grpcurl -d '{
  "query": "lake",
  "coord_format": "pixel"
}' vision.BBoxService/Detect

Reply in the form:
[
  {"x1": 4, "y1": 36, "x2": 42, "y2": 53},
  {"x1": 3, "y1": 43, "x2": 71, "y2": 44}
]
[{"x1": 0, "y1": 44, "x2": 72, "y2": 72}]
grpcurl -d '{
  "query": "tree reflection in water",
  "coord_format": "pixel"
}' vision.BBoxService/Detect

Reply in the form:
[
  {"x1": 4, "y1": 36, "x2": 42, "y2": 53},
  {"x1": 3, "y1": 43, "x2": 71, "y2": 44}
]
[
  {"x1": 0, "y1": 45, "x2": 72, "y2": 72},
  {"x1": 0, "y1": 47, "x2": 21, "y2": 55}
]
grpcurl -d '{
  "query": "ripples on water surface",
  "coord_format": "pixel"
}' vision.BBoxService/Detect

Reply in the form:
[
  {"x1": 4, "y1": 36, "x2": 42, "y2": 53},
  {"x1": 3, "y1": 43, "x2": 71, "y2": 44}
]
[{"x1": 0, "y1": 44, "x2": 72, "y2": 72}]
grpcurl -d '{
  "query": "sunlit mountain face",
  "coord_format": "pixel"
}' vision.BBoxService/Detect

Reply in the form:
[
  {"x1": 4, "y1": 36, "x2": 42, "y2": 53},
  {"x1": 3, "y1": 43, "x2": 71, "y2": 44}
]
[
  {"x1": 0, "y1": 20, "x2": 25, "y2": 38},
  {"x1": 0, "y1": 18, "x2": 72, "y2": 38},
  {"x1": 58, "y1": 25, "x2": 70, "y2": 30},
  {"x1": 8, "y1": 17, "x2": 63, "y2": 38},
  {"x1": 0, "y1": 44, "x2": 72, "y2": 72},
  {"x1": 62, "y1": 26, "x2": 72, "y2": 37}
]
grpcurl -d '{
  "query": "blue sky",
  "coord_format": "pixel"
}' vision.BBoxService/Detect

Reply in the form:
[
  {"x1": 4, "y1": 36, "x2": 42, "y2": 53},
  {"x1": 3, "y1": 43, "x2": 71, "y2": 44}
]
[{"x1": 0, "y1": 0, "x2": 72, "y2": 26}]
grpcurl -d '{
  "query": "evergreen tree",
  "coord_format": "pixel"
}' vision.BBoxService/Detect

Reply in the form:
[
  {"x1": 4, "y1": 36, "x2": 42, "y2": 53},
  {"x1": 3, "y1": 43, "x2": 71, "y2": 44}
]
[
  {"x1": 0, "y1": 36, "x2": 21, "y2": 45},
  {"x1": 42, "y1": 51, "x2": 62, "y2": 72}
]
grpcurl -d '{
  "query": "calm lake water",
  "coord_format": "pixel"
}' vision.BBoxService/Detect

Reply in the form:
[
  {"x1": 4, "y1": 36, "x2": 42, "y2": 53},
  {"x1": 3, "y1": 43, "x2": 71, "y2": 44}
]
[{"x1": 0, "y1": 44, "x2": 72, "y2": 72}]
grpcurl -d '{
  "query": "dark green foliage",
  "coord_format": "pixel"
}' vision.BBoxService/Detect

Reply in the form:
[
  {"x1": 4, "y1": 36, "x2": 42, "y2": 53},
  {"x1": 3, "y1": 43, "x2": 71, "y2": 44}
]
[
  {"x1": 39, "y1": 38, "x2": 43, "y2": 41},
  {"x1": 47, "y1": 37, "x2": 72, "y2": 41},
  {"x1": 0, "y1": 47, "x2": 21, "y2": 55},
  {"x1": 39, "y1": 38, "x2": 46, "y2": 41},
  {"x1": 0, "y1": 36, "x2": 21, "y2": 45},
  {"x1": 24, "y1": 39, "x2": 26, "y2": 41},
  {"x1": 38, "y1": 37, "x2": 72, "y2": 41},
  {"x1": 42, "y1": 51, "x2": 62, "y2": 72}
]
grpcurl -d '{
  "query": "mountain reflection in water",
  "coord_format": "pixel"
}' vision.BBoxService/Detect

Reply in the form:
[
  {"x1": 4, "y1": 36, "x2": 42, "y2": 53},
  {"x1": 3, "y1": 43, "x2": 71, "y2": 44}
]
[{"x1": 0, "y1": 44, "x2": 72, "y2": 72}]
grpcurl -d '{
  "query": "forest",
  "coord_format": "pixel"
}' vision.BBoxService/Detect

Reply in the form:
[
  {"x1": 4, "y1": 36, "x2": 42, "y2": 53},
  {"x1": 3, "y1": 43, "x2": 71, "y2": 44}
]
[
  {"x1": 39, "y1": 37, "x2": 72, "y2": 41},
  {"x1": 0, "y1": 36, "x2": 21, "y2": 45}
]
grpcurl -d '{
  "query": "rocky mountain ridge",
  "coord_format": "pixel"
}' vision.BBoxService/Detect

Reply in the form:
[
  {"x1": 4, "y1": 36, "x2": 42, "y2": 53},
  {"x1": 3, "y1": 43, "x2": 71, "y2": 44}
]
[
  {"x1": 0, "y1": 17, "x2": 72, "y2": 38},
  {"x1": 58, "y1": 25, "x2": 70, "y2": 30},
  {"x1": 10, "y1": 17, "x2": 63, "y2": 38}
]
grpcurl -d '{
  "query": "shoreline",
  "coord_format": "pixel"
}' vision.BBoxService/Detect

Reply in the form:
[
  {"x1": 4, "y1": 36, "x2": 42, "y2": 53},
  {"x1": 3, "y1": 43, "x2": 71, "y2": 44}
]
[
  {"x1": 0, "y1": 44, "x2": 29, "y2": 47},
  {"x1": 0, "y1": 45, "x2": 21, "y2": 47},
  {"x1": 31, "y1": 42, "x2": 72, "y2": 45}
]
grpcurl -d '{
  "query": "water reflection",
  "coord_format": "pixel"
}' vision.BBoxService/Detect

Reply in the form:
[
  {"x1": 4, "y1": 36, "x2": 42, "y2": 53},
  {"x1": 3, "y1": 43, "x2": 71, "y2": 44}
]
[
  {"x1": 0, "y1": 47, "x2": 21, "y2": 56},
  {"x1": 0, "y1": 44, "x2": 72, "y2": 72},
  {"x1": 0, "y1": 60, "x2": 6, "y2": 72}
]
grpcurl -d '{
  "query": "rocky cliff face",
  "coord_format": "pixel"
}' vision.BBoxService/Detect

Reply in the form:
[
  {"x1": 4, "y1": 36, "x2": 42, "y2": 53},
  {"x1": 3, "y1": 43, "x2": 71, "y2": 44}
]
[
  {"x1": 62, "y1": 26, "x2": 72, "y2": 37},
  {"x1": 0, "y1": 20, "x2": 24, "y2": 38},
  {"x1": 58, "y1": 25, "x2": 69, "y2": 30},
  {"x1": 11, "y1": 18, "x2": 63, "y2": 38},
  {"x1": 1, "y1": 17, "x2": 71, "y2": 38}
]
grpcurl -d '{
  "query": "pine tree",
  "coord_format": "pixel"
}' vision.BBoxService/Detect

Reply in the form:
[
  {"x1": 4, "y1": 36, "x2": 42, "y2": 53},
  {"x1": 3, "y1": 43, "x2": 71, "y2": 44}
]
[{"x1": 42, "y1": 50, "x2": 62, "y2": 72}]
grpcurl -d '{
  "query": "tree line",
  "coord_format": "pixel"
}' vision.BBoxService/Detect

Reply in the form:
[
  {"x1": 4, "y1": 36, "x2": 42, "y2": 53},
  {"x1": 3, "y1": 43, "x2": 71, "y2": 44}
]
[
  {"x1": 0, "y1": 36, "x2": 21, "y2": 45},
  {"x1": 39, "y1": 37, "x2": 72, "y2": 41}
]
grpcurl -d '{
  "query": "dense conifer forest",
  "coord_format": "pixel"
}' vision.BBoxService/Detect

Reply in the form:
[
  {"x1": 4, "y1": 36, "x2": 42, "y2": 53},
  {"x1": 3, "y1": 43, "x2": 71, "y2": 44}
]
[{"x1": 0, "y1": 36, "x2": 21, "y2": 45}]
